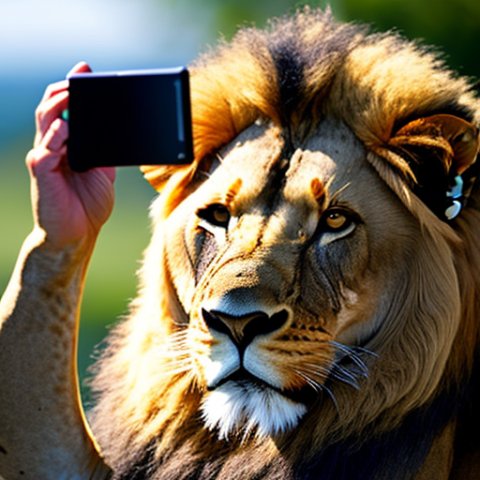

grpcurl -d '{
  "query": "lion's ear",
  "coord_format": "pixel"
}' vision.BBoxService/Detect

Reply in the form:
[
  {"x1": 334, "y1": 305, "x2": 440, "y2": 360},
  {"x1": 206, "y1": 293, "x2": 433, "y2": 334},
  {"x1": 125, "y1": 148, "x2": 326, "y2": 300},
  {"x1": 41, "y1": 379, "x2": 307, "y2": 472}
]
[
  {"x1": 388, "y1": 114, "x2": 479, "y2": 220},
  {"x1": 394, "y1": 114, "x2": 479, "y2": 174}
]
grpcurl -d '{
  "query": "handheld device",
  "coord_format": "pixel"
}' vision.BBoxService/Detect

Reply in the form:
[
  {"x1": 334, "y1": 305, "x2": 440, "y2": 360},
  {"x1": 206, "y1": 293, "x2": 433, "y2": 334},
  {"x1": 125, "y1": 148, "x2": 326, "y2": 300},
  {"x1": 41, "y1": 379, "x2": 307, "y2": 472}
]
[{"x1": 67, "y1": 67, "x2": 193, "y2": 172}]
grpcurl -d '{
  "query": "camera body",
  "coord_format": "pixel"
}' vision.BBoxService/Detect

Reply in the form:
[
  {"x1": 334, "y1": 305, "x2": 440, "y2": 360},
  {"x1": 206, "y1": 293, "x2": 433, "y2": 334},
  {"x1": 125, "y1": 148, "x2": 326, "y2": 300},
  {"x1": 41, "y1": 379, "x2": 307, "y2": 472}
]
[{"x1": 67, "y1": 67, "x2": 193, "y2": 172}]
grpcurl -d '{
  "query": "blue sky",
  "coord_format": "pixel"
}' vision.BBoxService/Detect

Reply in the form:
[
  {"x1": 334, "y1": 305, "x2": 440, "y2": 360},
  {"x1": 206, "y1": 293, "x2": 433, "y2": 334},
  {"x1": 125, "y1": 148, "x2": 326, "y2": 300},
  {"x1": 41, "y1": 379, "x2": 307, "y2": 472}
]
[
  {"x1": 0, "y1": 0, "x2": 211, "y2": 75},
  {"x1": 0, "y1": 0, "x2": 214, "y2": 147}
]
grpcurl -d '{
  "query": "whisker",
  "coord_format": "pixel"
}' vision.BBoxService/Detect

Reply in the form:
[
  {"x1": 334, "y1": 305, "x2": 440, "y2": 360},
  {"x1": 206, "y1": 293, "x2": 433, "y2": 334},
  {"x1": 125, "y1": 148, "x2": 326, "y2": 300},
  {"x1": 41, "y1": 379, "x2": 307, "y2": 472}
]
[
  {"x1": 296, "y1": 357, "x2": 363, "y2": 390},
  {"x1": 329, "y1": 365, "x2": 360, "y2": 390},
  {"x1": 166, "y1": 332, "x2": 190, "y2": 342},
  {"x1": 350, "y1": 345, "x2": 378, "y2": 358},
  {"x1": 331, "y1": 340, "x2": 378, "y2": 359},
  {"x1": 293, "y1": 369, "x2": 322, "y2": 393},
  {"x1": 320, "y1": 384, "x2": 340, "y2": 416},
  {"x1": 158, "y1": 367, "x2": 192, "y2": 377},
  {"x1": 293, "y1": 367, "x2": 341, "y2": 415},
  {"x1": 163, "y1": 358, "x2": 191, "y2": 367},
  {"x1": 149, "y1": 364, "x2": 192, "y2": 380},
  {"x1": 329, "y1": 340, "x2": 373, "y2": 378},
  {"x1": 163, "y1": 334, "x2": 190, "y2": 348},
  {"x1": 300, "y1": 362, "x2": 332, "y2": 377},
  {"x1": 163, "y1": 344, "x2": 190, "y2": 354},
  {"x1": 329, "y1": 181, "x2": 351, "y2": 203}
]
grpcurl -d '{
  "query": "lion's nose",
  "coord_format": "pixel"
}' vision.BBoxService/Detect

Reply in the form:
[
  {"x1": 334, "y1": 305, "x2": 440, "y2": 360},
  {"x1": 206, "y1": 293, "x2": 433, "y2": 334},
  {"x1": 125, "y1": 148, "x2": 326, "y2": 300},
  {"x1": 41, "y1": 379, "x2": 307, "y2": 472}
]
[{"x1": 202, "y1": 308, "x2": 290, "y2": 350}]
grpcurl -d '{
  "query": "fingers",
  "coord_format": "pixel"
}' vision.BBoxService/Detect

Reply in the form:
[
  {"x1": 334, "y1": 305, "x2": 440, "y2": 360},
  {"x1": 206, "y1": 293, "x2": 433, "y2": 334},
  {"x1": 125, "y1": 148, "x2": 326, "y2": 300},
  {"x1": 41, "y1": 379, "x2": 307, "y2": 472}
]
[
  {"x1": 31, "y1": 61, "x2": 93, "y2": 174},
  {"x1": 26, "y1": 147, "x2": 66, "y2": 176},
  {"x1": 34, "y1": 91, "x2": 69, "y2": 146},
  {"x1": 27, "y1": 119, "x2": 68, "y2": 174},
  {"x1": 41, "y1": 118, "x2": 68, "y2": 152},
  {"x1": 66, "y1": 61, "x2": 92, "y2": 78},
  {"x1": 40, "y1": 80, "x2": 68, "y2": 103},
  {"x1": 39, "y1": 62, "x2": 91, "y2": 103},
  {"x1": 35, "y1": 61, "x2": 92, "y2": 148}
]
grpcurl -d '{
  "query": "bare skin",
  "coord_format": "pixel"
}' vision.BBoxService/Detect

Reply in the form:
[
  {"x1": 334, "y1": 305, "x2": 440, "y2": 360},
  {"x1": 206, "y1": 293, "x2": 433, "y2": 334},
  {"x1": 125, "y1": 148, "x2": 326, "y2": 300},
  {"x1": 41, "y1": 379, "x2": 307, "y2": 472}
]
[{"x1": 0, "y1": 62, "x2": 113, "y2": 479}]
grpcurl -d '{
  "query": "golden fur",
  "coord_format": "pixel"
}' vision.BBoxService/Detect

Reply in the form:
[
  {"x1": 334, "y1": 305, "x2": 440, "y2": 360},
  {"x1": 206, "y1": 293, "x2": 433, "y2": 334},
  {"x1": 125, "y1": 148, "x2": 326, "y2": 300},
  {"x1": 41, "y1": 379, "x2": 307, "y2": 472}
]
[{"x1": 91, "y1": 9, "x2": 480, "y2": 479}]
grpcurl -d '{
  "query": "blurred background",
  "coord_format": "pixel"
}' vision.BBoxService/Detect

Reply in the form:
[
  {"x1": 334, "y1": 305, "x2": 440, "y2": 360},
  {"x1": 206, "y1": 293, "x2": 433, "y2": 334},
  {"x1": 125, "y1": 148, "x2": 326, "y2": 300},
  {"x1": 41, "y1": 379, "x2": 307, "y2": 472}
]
[{"x1": 1, "y1": 0, "x2": 479, "y2": 406}]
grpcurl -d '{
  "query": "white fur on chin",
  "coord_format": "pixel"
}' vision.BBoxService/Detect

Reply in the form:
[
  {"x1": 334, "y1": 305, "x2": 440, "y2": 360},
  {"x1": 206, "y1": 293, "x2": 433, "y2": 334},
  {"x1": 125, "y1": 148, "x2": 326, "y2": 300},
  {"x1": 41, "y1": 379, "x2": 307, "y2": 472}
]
[{"x1": 201, "y1": 380, "x2": 307, "y2": 440}]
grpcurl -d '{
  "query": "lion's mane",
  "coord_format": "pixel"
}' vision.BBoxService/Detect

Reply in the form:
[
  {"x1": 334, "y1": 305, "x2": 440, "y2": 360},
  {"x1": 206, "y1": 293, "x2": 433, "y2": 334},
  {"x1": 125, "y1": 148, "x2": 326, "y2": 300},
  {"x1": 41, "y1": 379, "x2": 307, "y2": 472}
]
[{"x1": 89, "y1": 9, "x2": 480, "y2": 480}]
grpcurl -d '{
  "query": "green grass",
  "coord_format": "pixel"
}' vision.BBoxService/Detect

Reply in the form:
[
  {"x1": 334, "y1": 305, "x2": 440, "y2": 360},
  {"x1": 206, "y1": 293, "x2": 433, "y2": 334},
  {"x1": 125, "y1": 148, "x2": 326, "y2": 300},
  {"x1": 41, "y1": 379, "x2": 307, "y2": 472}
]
[{"x1": 0, "y1": 137, "x2": 156, "y2": 405}]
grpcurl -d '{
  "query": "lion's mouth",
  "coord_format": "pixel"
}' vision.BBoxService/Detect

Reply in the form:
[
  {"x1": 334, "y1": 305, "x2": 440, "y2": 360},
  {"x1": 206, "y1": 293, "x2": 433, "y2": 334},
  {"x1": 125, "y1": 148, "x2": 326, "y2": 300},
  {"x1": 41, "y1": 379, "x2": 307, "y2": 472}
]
[{"x1": 210, "y1": 368, "x2": 315, "y2": 405}]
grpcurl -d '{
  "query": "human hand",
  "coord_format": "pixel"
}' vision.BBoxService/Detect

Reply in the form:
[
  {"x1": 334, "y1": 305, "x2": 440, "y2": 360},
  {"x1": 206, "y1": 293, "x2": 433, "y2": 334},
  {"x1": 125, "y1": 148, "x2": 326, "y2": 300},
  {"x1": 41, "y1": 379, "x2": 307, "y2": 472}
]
[{"x1": 26, "y1": 62, "x2": 116, "y2": 250}]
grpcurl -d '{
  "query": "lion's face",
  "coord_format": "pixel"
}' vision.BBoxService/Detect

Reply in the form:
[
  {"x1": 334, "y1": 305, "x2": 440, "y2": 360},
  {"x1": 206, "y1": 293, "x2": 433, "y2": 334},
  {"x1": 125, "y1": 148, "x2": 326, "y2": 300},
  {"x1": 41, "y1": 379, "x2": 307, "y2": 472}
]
[{"x1": 159, "y1": 118, "x2": 419, "y2": 439}]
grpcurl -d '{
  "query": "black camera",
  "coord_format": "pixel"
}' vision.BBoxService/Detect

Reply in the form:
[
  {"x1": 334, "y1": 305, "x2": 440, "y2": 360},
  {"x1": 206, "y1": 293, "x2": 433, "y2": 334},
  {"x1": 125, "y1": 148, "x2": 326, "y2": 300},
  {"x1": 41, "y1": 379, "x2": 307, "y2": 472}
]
[{"x1": 67, "y1": 67, "x2": 193, "y2": 172}]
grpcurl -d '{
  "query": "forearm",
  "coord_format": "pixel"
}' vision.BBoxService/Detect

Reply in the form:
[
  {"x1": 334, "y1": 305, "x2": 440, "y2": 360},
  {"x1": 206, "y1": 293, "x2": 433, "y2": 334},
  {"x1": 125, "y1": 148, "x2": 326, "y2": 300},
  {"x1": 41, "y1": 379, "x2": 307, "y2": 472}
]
[{"x1": 0, "y1": 228, "x2": 111, "y2": 479}]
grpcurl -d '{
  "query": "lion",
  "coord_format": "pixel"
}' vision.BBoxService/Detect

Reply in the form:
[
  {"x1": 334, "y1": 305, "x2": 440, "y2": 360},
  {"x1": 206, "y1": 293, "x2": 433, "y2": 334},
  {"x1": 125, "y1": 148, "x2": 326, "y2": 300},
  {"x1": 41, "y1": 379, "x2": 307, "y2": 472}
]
[{"x1": 0, "y1": 8, "x2": 479, "y2": 480}]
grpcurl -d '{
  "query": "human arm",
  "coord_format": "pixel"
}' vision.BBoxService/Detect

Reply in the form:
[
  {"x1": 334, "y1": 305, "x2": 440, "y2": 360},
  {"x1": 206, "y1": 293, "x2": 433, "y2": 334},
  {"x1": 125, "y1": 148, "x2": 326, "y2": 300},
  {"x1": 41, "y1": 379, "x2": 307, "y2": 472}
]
[{"x1": 0, "y1": 62, "x2": 114, "y2": 479}]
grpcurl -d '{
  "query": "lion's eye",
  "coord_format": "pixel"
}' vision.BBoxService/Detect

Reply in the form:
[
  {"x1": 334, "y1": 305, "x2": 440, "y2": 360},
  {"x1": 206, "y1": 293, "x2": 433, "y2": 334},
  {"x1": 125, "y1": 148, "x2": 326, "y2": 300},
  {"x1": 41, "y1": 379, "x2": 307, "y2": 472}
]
[
  {"x1": 318, "y1": 208, "x2": 357, "y2": 245},
  {"x1": 197, "y1": 204, "x2": 231, "y2": 228},
  {"x1": 325, "y1": 211, "x2": 348, "y2": 230},
  {"x1": 322, "y1": 209, "x2": 356, "y2": 233}
]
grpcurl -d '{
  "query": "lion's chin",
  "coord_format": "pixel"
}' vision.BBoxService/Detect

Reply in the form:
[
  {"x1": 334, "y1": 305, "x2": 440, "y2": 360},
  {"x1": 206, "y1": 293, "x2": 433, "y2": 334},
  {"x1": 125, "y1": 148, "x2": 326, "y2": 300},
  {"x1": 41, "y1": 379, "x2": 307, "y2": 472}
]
[{"x1": 201, "y1": 380, "x2": 308, "y2": 440}]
